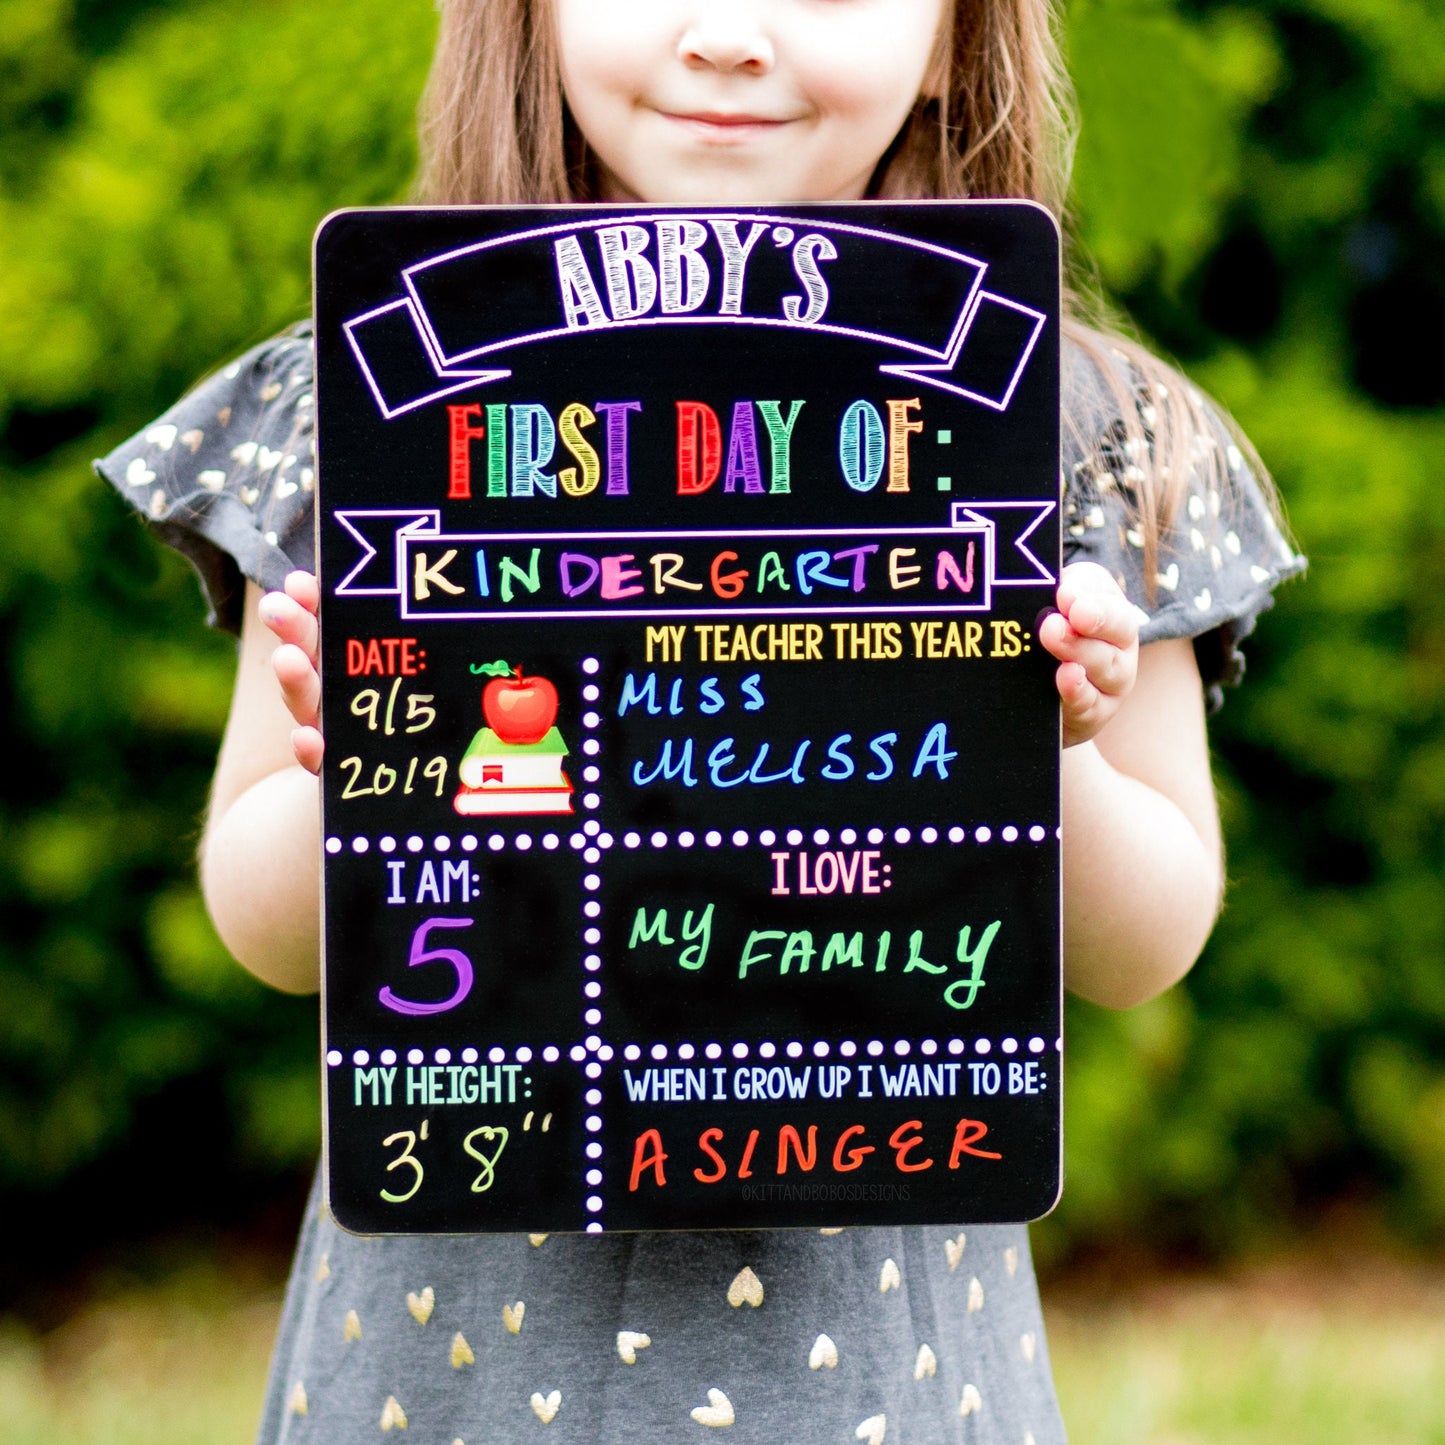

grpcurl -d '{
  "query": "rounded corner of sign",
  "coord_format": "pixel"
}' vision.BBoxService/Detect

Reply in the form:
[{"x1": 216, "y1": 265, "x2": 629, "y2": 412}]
[
  {"x1": 313, "y1": 207, "x2": 372, "y2": 257},
  {"x1": 1008, "y1": 200, "x2": 1063, "y2": 244},
  {"x1": 1024, "y1": 1173, "x2": 1066, "y2": 1222}
]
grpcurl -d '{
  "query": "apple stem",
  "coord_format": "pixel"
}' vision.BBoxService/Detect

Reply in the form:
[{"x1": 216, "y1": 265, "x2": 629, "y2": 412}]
[{"x1": 513, "y1": 666, "x2": 523, "y2": 684}]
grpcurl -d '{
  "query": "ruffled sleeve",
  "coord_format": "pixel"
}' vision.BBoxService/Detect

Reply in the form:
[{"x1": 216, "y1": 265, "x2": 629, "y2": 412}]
[
  {"x1": 94, "y1": 323, "x2": 316, "y2": 635},
  {"x1": 1060, "y1": 343, "x2": 1306, "y2": 711}
]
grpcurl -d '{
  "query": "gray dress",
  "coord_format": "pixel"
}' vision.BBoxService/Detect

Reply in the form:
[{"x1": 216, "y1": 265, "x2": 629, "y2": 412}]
[{"x1": 97, "y1": 326, "x2": 1304, "y2": 1445}]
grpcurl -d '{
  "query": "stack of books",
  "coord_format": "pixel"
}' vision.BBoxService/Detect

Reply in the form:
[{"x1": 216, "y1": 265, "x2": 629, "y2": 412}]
[{"x1": 453, "y1": 727, "x2": 573, "y2": 815}]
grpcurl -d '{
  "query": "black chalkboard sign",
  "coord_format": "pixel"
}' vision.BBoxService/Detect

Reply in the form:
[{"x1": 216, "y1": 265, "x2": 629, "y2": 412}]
[{"x1": 314, "y1": 203, "x2": 1062, "y2": 1235}]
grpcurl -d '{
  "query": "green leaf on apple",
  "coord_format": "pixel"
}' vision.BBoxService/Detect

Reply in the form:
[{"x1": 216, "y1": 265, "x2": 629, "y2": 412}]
[{"x1": 469, "y1": 660, "x2": 514, "y2": 677}]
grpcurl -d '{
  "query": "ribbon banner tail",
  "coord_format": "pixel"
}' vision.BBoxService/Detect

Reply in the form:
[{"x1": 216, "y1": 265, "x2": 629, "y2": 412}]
[
  {"x1": 343, "y1": 299, "x2": 510, "y2": 419},
  {"x1": 881, "y1": 293, "x2": 1047, "y2": 411},
  {"x1": 952, "y1": 501, "x2": 1057, "y2": 586},
  {"x1": 334, "y1": 509, "x2": 442, "y2": 596}
]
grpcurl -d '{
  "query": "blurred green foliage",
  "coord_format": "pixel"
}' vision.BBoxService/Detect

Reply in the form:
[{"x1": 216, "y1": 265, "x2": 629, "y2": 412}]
[{"x1": 0, "y1": 0, "x2": 1440, "y2": 1270}]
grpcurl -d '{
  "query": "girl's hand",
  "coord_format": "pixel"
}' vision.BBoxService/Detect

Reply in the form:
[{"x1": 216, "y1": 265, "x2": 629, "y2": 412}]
[
  {"x1": 258, "y1": 570, "x2": 324, "y2": 774},
  {"x1": 1039, "y1": 562, "x2": 1141, "y2": 748}
]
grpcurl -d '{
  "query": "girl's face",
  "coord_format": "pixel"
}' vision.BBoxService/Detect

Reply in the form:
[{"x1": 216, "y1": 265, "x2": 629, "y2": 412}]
[{"x1": 555, "y1": 0, "x2": 948, "y2": 205}]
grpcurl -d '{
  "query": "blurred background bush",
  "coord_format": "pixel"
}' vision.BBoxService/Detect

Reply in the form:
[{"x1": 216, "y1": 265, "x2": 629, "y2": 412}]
[{"x1": 0, "y1": 0, "x2": 1441, "y2": 1301}]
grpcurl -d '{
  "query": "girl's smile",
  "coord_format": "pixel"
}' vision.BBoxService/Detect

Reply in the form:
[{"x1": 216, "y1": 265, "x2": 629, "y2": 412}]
[{"x1": 555, "y1": 0, "x2": 947, "y2": 205}]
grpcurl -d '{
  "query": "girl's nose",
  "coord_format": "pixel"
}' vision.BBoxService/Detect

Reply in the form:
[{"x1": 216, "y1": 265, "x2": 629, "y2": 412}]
[{"x1": 676, "y1": 5, "x2": 775, "y2": 75}]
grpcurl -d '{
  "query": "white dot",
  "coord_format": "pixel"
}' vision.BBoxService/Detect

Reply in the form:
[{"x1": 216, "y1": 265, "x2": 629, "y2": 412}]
[
  {"x1": 975, "y1": 1038, "x2": 992, "y2": 1055},
  {"x1": 570, "y1": 832, "x2": 586, "y2": 849},
  {"x1": 583, "y1": 738, "x2": 600, "y2": 755},
  {"x1": 677, "y1": 831, "x2": 695, "y2": 847},
  {"x1": 678, "y1": 1043, "x2": 695, "y2": 1060},
  {"x1": 434, "y1": 835, "x2": 451, "y2": 852},
  {"x1": 462, "y1": 833, "x2": 481, "y2": 851},
  {"x1": 584, "y1": 765, "x2": 600, "y2": 783},
  {"x1": 786, "y1": 1041, "x2": 804, "y2": 1059},
  {"x1": 515, "y1": 833, "x2": 533, "y2": 850},
  {"x1": 1056, "y1": 826, "x2": 1063, "y2": 840},
  {"x1": 759, "y1": 829, "x2": 777, "y2": 846},
  {"x1": 585, "y1": 954, "x2": 602, "y2": 972},
  {"x1": 1002, "y1": 825, "x2": 1019, "y2": 843},
  {"x1": 651, "y1": 831, "x2": 668, "y2": 848},
  {"x1": 586, "y1": 1142, "x2": 603, "y2": 1159},
  {"x1": 584, "y1": 901, "x2": 601, "y2": 919},
  {"x1": 583, "y1": 684, "x2": 600, "y2": 702},
  {"x1": 1029, "y1": 1036, "x2": 1045, "y2": 1054},
  {"x1": 705, "y1": 830, "x2": 722, "y2": 847},
  {"x1": 381, "y1": 1049, "x2": 398, "y2": 1066},
  {"x1": 839, "y1": 1040, "x2": 857, "y2": 1058},
  {"x1": 948, "y1": 826, "x2": 965, "y2": 843},
  {"x1": 1056, "y1": 1037, "x2": 1064, "y2": 1052},
  {"x1": 732, "y1": 1042, "x2": 749, "y2": 1059},
  {"x1": 975, "y1": 826, "x2": 992, "y2": 843},
  {"x1": 584, "y1": 819, "x2": 601, "y2": 836},
  {"x1": 351, "y1": 836, "x2": 369, "y2": 854},
  {"x1": 408, "y1": 1048, "x2": 424, "y2": 1065},
  {"x1": 787, "y1": 829, "x2": 804, "y2": 846},
  {"x1": 1030, "y1": 825, "x2": 1046, "y2": 842},
  {"x1": 586, "y1": 1167, "x2": 603, "y2": 1185},
  {"x1": 488, "y1": 834, "x2": 505, "y2": 851},
  {"x1": 731, "y1": 829, "x2": 749, "y2": 847},
  {"x1": 921, "y1": 1038, "x2": 938, "y2": 1055},
  {"x1": 813, "y1": 1040, "x2": 831, "y2": 1058},
  {"x1": 570, "y1": 1045, "x2": 587, "y2": 1062},
  {"x1": 587, "y1": 1195, "x2": 604, "y2": 1212},
  {"x1": 585, "y1": 1060, "x2": 602, "y2": 1077},
  {"x1": 380, "y1": 835, "x2": 397, "y2": 853},
  {"x1": 584, "y1": 793, "x2": 601, "y2": 809},
  {"x1": 407, "y1": 835, "x2": 424, "y2": 853},
  {"x1": 585, "y1": 981, "x2": 602, "y2": 999},
  {"x1": 543, "y1": 1046, "x2": 560, "y2": 1062},
  {"x1": 757, "y1": 1041, "x2": 776, "y2": 1059},
  {"x1": 705, "y1": 1043, "x2": 722, "y2": 1059},
  {"x1": 583, "y1": 657, "x2": 600, "y2": 674},
  {"x1": 624, "y1": 832, "x2": 641, "y2": 848},
  {"x1": 489, "y1": 1046, "x2": 505, "y2": 1063},
  {"x1": 586, "y1": 1222, "x2": 603, "y2": 1234},
  {"x1": 516, "y1": 1046, "x2": 533, "y2": 1063},
  {"x1": 598, "y1": 1045, "x2": 614, "y2": 1061},
  {"x1": 435, "y1": 1047, "x2": 451, "y2": 1065},
  {"x1": 868, "y1": 827, "x2": 884, "y2": 844},
  {"x1": 867, "y1": 1040, "x2": 884, "y2": 1057},
  {"x1": 586, "y1": 1035, "x2": 601, "y2": 1051},
  {"x1": 651, "y1": 1043, "x2": 668, "y2": 1062},
  {"x1": 585, "y1": 847, "x2": 601, "y2": 864},
  {"x1": 1002, "y1": 1037, "x2": 1019, "y2": 1054},
  {"x1": 585, "y1": 1009, "x2": 602, "y2": 1027},
  {"x1": 894, "y1": 827, "x2": 911, "y2": 844},
  {"x1": 598, "y1": 833, "x2": 614, "y2": 849},
  {"x1": 583, "y1": 710, "x2": 601, "y2": 728},
  {"x1": 325, "y1": 837, "x2": 342, "y2": 854},
  {"x1": 584, "y1": 873, "x2": 601, "y2": 890},
  {"x1": 812, "y1": 828, "x2": 829, "y2": 845},
  {"x1": 585, "y1": 927, "x2": 601, "y2": 944},
  {"x1": 326, "y1": 1049, "x2": 342, "y2": 1066},
  {"x1": 458, "y1": 1048, "x2": 475, "y2": 1064},
  {"x1": 840, "y1": 828, "x2": 858, "y2": 845},
  {"x1": 894, "y1": 1040, "x2": 911, "y2": 1056},
  {"x1": 586, "y1": 1115, "x2": 602, "y2": 1131},
  {"x1": 921, "y1": 826, "x2": 939, "y2": 844},
  {"x1": 543, "y1": 833, "x2": 560, "y2": 850},
  {"x1": 624, "y1": 1045, "x2": 641, "y2": 1061}
]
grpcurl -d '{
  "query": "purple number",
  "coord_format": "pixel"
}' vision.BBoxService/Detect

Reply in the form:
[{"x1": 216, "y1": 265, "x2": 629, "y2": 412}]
[{"x1": 379, "y1": 917, "x2": 475, "y2": 1016}]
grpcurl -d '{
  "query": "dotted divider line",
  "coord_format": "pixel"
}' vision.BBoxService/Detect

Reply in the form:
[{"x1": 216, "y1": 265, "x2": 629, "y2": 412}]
[
  {"x1": 324, "y1": 821, "x2": 1060, "y2": 856},
  {"x1": 578, "y1": 656, "x2": 603, "y2": 1228}
]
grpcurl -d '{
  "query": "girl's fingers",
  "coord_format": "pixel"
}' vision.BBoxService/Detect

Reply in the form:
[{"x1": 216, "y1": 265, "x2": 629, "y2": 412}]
[
  {"x1": 282, "y1": 569, "x2": 321, "y2": 614},
  {"x1": 273, "y1": 641, "x2": 321, "y2": 729},
  {"x1": 259, "y1": 589, "x2": 320, "y2": 662},
  {"x1": 290, "y1": 725, "x2": 325, "y2": 776}
]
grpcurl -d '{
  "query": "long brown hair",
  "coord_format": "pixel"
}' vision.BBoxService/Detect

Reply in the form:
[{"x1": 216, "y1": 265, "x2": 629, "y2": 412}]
[{"x1": 415, "y1": 0, "x2": 1278, "y2": 588}]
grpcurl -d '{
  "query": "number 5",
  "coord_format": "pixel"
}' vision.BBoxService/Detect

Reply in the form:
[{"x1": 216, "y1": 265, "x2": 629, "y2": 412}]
[{"x1": 379, "y1": 917, "x2": 475, "y2": 1016}]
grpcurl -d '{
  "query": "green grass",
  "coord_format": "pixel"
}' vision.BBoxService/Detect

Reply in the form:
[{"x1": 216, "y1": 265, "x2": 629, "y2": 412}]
[{"x1": 2, "y1": 1257, "x2": 1443, "y2": 1444}]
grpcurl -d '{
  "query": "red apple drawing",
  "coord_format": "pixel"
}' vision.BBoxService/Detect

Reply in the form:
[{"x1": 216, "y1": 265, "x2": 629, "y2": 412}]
[{"x1": 482, "y1": 667, "x2": 559, "y2": 745}]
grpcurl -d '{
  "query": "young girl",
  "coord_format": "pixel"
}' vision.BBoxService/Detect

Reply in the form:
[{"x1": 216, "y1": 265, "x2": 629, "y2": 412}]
[{"x1": 98, "y1": 1, "x2": 1303, "y2": 1441}]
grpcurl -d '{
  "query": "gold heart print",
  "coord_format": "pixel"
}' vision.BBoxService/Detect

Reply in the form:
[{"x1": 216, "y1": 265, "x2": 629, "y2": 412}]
[
  {"x1": 1021, "y1": 1332, "x2": 1037, "y2": 1363},
  {"x1": 125, "y1": 457, "x2": 156, "y2": 488},
  {"x1": 531, "y1": 1390, "x2": 562, "y2": 1424},
  {"x1": 727, "y1": 1266, "x2": 764, "y2": 1308},
  {"x1": 1004, "y1": 1246, "x2": 1019, "y2": 1277},
  {"x1": 690, "y1": 1388, "x2": 735, "y2": 1427},
  {"x1": 879, "y1": 1258, "x2": 901, "y2": 1293},
  {"x1": 913, "y1": 1344, "x2": 937, "y2": 1380},
  {"x1": 288, "y1": 1383, "x2": 308, "y2": 1416},
  {"x1": 407, "y1": 1286, "x2": 435, "y2": 1325},
  {"x1": 528, "y1": 1233, "x2": 549, "y2": 1247},
  {"x1": 503, "y1": 1301, "x2": 525, "y2": 1334},
  {"x1": 959, "y1": 1384, "x2": 982, "y2": 1417},
  {"x1": 451, "y1": 1332, "x2": 475, "y2": 1368},
  {"x1": 180, "y1": 428, "x2": 204, "y2": 452},
  {"x1": 315, "y1": 1253, "x2": 330, "y2": 1283},
  {"x1": 855, "y1": 1413, "x2": 887, "y2": 1445},
  {"x1": 808, "y1": 1333, "x2": 838, "y2": 1370},
  {"x1": 967, "y1": 1277, "x2": 984, "y2": 1313},
  {"x1": 944, "y1": 1233, "x2": 966, "y2": 1271},
  {"x1": 617, "y1": 1331, "x2": 652, "y2": 1364},
  {"x1": 380, "y1": 1395, "x2": 408, "y2": 1431},
  {"x1": 343, "y1": 1309, "x2": 362, "y2": 1342},
  {"x1": 146, "y1": 425, "x2": 177, "y2": 450}
]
